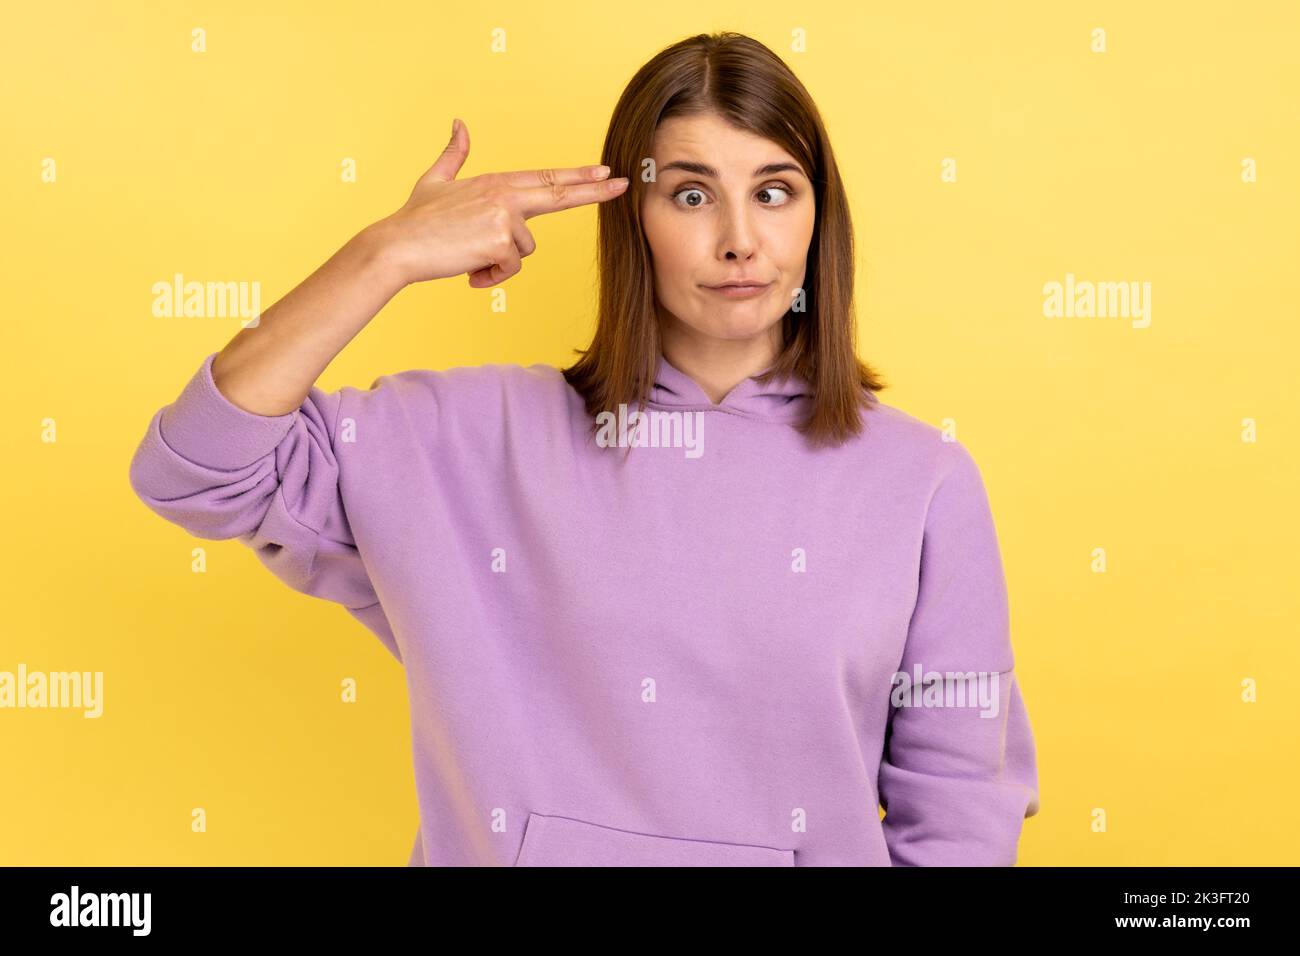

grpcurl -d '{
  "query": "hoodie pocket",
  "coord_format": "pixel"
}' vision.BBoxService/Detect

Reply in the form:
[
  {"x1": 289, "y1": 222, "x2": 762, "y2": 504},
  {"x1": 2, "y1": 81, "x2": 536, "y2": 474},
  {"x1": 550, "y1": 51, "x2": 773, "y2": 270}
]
[{"x1": 513, "y1": 812, "x2": 794, "y2": 867}]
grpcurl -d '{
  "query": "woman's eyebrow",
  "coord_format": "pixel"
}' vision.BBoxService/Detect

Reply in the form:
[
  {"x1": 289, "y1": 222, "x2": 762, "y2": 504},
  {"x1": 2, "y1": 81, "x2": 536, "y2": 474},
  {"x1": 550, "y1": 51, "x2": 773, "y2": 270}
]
[{"x1": 659, "y1": 160, "x2": 806, "y2": 179}]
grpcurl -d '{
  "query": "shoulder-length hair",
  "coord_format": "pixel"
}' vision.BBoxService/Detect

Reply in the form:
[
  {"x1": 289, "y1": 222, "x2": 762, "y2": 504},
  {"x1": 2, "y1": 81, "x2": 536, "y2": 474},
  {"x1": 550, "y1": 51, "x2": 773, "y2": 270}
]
[{"x1": 562, "y1": 31, "x2": 887, "y2": 448}]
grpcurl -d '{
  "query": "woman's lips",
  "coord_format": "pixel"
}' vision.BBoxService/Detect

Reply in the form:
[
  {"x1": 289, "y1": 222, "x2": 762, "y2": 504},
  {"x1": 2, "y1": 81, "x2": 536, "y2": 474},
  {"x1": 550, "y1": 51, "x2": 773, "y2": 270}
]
[{"x1": 703, "y1": 282, "x2": 772, "y2": 299}]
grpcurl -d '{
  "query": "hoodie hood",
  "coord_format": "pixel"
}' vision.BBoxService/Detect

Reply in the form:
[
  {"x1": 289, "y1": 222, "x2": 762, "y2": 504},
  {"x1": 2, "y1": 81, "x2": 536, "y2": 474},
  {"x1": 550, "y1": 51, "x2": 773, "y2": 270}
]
[{"x1": 648, "y1": 351, "x2": 815, "y2": 424}]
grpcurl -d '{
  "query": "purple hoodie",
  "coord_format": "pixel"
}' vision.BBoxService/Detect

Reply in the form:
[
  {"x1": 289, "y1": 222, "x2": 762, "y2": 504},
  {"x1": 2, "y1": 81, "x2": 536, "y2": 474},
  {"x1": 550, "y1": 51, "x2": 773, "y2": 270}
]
[{"x1": 128, "y1": 348, "x2": 1039, "y2": 866}]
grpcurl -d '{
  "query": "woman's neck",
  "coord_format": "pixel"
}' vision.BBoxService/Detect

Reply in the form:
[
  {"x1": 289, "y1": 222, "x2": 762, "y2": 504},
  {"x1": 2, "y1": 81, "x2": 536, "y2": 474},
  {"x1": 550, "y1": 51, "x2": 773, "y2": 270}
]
[{"x1": 657, "y1": 315, "x2": 783, "y2": 405}]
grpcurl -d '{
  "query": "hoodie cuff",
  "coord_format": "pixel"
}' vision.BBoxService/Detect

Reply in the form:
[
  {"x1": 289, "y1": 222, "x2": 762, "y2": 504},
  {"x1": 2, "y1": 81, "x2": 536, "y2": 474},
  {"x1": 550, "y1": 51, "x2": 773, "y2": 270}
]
[{"x1": 157, "y1": 351, "x2": 297, "y2": 470}]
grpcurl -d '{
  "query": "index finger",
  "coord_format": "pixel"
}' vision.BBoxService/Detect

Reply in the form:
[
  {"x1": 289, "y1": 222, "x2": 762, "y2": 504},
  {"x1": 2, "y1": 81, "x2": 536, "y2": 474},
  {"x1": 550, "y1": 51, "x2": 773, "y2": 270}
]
[
  {"x1": 508, "y1": 173, "x2": 630, "y2": 218},
  {"x1": 497, "y1": 165, "x2": 612, "y2": 189}
]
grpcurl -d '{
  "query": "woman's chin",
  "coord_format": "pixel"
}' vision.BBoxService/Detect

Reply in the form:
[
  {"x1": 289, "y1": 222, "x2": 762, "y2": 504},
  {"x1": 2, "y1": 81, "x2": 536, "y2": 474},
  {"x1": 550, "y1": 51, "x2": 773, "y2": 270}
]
[{"x1": 679, "y1": 313, "x2": 783, "y2": 342}]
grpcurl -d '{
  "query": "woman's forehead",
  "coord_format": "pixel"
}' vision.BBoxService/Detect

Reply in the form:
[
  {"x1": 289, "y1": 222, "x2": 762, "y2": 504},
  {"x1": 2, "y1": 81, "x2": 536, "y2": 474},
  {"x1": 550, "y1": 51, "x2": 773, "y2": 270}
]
[{"x1": 650, "y1": 115, "x2": 803, "y2": 176}]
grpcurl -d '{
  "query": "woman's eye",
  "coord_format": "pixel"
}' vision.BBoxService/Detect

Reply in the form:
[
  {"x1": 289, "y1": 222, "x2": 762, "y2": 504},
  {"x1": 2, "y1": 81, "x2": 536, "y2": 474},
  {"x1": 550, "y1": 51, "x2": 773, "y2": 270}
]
[
  {"x1": 671, "y1": 184, "x2": 795, "y2": 208},
  {"x1": 673, "y1": 187, "x2": 708, "y2": 208},
  {"x1": 757, "y1": 184, "x2": 792, "y2": 206}
]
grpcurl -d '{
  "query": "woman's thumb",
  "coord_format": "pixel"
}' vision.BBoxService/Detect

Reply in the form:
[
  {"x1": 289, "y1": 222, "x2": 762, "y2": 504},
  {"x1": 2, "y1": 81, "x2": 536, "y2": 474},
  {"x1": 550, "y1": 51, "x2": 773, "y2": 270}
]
[{"x1": 420, "y1": 118, "x2": 469, "y2": 184}]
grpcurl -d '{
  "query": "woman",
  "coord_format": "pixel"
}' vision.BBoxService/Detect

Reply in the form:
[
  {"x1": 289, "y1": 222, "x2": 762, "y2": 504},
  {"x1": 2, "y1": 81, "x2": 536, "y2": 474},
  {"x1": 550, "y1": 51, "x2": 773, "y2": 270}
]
[{"x1": 128, "y1": 31, "x2": 1039, "y2": 866}]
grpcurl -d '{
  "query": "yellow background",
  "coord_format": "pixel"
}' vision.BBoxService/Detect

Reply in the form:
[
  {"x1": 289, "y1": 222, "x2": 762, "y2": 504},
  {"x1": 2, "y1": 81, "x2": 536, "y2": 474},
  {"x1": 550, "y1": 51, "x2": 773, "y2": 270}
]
[{"x1": 2, "y1": 1, "x2": 1296, "y2": 865}]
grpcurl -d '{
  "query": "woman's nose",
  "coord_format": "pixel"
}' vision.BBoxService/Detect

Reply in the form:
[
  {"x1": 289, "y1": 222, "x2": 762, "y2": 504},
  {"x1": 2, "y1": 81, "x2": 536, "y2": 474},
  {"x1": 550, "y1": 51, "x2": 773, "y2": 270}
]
[{"x1": 718, "y1": 204, "x2": 758, "y2": 259}]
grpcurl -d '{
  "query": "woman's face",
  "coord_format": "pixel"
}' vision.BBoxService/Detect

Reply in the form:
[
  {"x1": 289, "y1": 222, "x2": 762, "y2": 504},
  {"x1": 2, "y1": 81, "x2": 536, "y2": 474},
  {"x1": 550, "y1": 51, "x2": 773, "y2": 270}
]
[{"x1": 641, "y1": 112, "x2": 816, "y2": 346}]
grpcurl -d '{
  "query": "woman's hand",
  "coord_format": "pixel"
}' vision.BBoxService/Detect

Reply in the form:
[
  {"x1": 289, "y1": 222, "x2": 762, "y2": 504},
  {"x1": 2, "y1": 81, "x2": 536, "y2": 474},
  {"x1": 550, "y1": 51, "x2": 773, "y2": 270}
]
[
  {"x1": 206, "y1": 118, "x2": 624, "y2": 416},
  {"x1": 370, "y1": 118, "x2": 629, "y2": 289}
]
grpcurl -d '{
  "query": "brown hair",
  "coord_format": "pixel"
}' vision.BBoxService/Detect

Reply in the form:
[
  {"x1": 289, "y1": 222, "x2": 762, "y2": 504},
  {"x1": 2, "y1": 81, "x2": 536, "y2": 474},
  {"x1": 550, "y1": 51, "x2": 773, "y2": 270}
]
[{"x1": 562, "y1": 31, "x2": 888, "y2": 448}]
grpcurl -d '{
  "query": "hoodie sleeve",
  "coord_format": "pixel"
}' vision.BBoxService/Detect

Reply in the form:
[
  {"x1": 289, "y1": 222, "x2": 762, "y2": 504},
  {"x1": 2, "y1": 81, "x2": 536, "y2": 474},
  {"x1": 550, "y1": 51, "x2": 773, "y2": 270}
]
[
  {"x1": 127, "y1": 351, "x2": 400, "y2": 662},
  {"x1": 877, "y1": 440, "x2": 1039, "y2": 865}
]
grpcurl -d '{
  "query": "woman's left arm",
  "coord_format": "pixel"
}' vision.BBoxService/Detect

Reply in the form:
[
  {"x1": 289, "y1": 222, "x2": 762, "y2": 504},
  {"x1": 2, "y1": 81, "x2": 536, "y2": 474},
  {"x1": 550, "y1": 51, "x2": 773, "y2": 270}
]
[{"x1": 878, "y1": 440, "x2": 1040, "y2": 866}]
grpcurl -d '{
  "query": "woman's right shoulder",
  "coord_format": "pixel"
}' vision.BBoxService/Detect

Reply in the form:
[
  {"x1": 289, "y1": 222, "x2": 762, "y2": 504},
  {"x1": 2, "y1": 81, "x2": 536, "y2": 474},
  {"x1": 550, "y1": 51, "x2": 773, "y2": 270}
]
[{"x1": 336, "y1": 360, "x2": 573, "y2": 422}]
